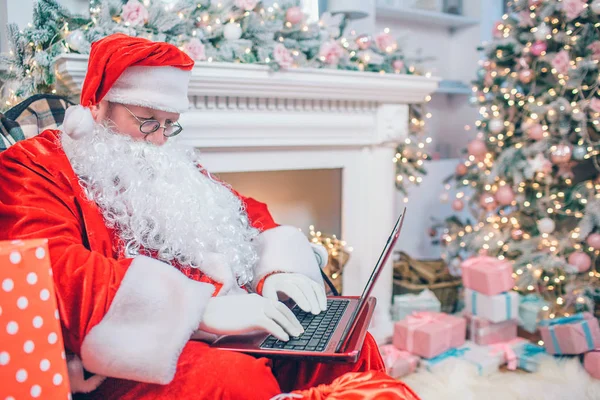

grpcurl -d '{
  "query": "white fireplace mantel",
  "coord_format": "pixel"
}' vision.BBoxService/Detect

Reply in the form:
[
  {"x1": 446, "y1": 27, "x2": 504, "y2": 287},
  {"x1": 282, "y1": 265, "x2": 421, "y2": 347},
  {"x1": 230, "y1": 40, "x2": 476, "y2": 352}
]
[{"x1": 55, "y1": 55, "x2": 440, "y2": 343}]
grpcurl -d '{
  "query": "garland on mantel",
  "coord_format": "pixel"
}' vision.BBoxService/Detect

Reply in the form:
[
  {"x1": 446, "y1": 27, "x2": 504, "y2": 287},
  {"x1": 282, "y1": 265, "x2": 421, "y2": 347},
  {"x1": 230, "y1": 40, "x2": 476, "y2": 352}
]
[{"x1": 0, "y1": 0, "x2": 433, "y2": 194}]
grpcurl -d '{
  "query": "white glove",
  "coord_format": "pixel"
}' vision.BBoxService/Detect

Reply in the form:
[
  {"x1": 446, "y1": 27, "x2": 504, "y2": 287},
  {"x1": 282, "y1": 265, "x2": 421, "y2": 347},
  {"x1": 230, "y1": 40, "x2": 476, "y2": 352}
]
[
  {"x1": 262, "y1": 273, "x2": 327, "y2": 315},
  {"x1": 198, "y1": 294, "x2": 304, "y2": 341}
]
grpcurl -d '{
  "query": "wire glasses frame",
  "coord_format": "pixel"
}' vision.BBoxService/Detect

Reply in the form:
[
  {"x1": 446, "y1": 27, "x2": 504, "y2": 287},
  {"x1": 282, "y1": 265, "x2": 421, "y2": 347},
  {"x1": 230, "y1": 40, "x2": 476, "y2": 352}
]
[{"x1": 121, "y1": 105, "x2": 183, "y2": 138}]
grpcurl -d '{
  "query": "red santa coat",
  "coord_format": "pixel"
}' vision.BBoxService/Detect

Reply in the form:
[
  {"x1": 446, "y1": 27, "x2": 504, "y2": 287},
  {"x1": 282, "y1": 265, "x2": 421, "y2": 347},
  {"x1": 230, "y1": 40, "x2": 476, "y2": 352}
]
[{"x1": 0, "y1": 129, "x2": 325, "y2": 386}]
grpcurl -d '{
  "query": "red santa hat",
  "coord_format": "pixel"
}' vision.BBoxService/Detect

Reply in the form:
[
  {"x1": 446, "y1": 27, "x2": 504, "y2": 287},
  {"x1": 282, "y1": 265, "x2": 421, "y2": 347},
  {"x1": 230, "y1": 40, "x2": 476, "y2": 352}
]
[{"x1": 63, "y1": 33, "x2": 195, "y2": 139}]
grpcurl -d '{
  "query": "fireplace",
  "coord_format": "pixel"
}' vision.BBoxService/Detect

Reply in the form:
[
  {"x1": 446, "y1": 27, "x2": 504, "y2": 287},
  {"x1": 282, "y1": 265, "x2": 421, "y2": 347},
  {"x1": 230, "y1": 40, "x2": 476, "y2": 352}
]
[{"x1": 55, "y1": 55, "x2": 439, "y2": 342}]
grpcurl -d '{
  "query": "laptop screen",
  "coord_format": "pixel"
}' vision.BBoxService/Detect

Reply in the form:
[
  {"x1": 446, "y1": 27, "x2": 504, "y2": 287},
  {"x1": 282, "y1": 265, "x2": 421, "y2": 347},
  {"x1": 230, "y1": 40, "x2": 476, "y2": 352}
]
[{"x1": 334, "y1": 208, "x2": 406, "y2": 351}]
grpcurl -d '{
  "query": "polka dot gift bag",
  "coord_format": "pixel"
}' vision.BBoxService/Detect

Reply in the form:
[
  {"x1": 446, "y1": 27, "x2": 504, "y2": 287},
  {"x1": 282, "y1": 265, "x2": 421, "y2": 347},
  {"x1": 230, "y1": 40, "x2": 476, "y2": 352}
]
[{"x1": 1, "y1": 239, "x2": 71, "y2": 399}]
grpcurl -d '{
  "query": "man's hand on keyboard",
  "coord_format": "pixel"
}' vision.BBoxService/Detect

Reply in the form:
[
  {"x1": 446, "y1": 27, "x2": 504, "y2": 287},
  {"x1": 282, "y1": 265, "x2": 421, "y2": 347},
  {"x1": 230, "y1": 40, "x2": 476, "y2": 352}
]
[
  {"x1": 262, "y1": 273, "x2": 327, "y2": 315},
  {"x1": 198, "y1": 294, "x2": 304, "y2": 341}
]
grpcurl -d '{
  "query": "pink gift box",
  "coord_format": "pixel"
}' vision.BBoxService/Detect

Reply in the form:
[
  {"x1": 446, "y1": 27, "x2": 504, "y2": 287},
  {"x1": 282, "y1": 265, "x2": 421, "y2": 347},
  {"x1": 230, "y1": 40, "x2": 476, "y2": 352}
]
[
  {"x1": 461, "y1": 256, "x2": 514, "y2": 296},
  {"x1": 584, "y1": 350, "x2": 600, "y2": 380},
  {"x1": 467, "y1": 314, "x2": 518, "y2": 345},
  {"x1": 393, "y1": 311, "x2": 467, "y2": 358},
  {"x1": 539, "y1": 312, "x2": 600, "y2": 355},
  {"x1": 379, "y1": 345, "x2": 419, "y2": 378}
]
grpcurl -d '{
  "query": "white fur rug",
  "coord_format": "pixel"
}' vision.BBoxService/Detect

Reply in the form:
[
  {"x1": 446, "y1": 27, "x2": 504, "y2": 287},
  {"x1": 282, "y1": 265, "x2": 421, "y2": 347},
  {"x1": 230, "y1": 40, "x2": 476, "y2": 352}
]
[{"x1": 402, "y1": 357, "x2": 600, "y2": 400}]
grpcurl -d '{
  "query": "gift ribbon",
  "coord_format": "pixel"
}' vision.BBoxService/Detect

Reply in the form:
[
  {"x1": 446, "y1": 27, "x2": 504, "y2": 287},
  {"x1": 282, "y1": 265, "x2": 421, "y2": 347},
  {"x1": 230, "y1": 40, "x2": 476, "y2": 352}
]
[
  {"x1": 405, "y1": 312, "x2": 452, "y2": 352},
  {"x1": 424, "y1": 347, "x2": 470, "y2": 366},
  {"x1": 520, "y1": 294, "x2": 545, "y2": 305},
  {"x1": 471, "y1": 291, "x2": 512, "y2": 319},
  {"x1": 539, "y1": 313, "x2": 595, "y2": 355},
  {"x1": 379, "y1": 346, "x2": 419, "y2": 372},
  {"x1": 490, "y1": 339, "x2": 524, "y2": 370}
]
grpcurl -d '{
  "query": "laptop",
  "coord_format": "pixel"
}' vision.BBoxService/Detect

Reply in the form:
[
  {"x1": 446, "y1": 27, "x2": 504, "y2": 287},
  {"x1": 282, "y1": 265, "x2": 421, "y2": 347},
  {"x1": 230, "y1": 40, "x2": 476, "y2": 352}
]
[{"x1": 208, "y1": 208, "x2": 406, "y2": 363}]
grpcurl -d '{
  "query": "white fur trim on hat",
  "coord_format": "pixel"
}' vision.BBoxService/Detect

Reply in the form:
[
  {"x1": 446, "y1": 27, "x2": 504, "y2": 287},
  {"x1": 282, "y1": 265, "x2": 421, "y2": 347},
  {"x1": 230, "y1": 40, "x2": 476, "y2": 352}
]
[
  {"x1": 104, "y1": 65, "x2": 191, "y2": 113},
  {"x1": 62, "y1": 105, "x2": 95, "y2": 140}
]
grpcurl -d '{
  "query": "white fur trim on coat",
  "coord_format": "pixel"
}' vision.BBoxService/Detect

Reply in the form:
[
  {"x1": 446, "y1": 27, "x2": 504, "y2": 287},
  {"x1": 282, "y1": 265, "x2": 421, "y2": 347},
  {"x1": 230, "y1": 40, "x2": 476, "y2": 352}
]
[
  {"x1": 251, "y1": 226, "x2": 324, "y2": 290},
  {"x1": 80, "y1": 255, "x2": 214, "y2": 385},
  {"x1": 104, "y1": 66, "x2": 191, "y2": 113}
]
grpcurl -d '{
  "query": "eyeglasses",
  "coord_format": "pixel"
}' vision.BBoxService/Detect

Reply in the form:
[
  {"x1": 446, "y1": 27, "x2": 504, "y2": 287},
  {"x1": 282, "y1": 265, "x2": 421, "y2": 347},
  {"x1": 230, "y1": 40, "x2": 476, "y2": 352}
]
[{"x1": 122, "y1": 105, "x2": 183, "y2": 138}]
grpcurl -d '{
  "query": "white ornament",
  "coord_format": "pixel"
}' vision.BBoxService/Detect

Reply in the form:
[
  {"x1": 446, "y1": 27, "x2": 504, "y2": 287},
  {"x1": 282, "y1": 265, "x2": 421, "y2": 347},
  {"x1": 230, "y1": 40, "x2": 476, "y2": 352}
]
[
  {"x1": 592, "y1": 0, "x2": 600, "y2": 15},
  {"x1": 65, "y1": 30, "x2": 85, "y2": 52},
  {"x1": 223, "y1": 23, "x2": 243, "y2": 41},
  {"x1": 534, "y1": 24, "x2": 550, "y2": 41},
  {"x1": 538, "y1": 217, "x2": 555, "y2": 234},
  {"x1": 489, "y1": 118, "x2": 505, "y2": 134}
]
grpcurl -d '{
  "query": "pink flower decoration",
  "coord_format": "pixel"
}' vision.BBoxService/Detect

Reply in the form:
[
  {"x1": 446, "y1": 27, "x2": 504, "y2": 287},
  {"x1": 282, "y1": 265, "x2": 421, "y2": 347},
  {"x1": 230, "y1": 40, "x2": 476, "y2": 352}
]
[
  {"x1": 589, "y1": 98, "x2": 600, "y2": 113},
  {"x1": 121, "y1": 0, "x2": 149, "y2": 26},
  {"x1": 319, "y1": 41, "x2": 344, "y2": 65},
  {"x1": 273, "y1": 44, "x2": 293, "y2": 68},
  {"x1": 234, "y1": 0, "x2": 258, "y2": 11},
  {"x1": 374, "y1": 33, "x2": 397, "y2": 52},
  {"x1": 552, "y1": 50, "x2": 571, "y2": 75},
  {"x1": 562, "y1": 0, "x2": 586, "y2": 20},
  {"x1": 588, "y1": 41, "x2": 600, "y2": 61},
  {"x1": 183, "y1": 38, "x2": 206, "y2": 61}
]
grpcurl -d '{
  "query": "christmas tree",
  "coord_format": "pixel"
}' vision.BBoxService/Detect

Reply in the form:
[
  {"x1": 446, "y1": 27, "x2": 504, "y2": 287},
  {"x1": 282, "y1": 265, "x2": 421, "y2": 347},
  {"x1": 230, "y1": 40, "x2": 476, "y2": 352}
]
[{"x1": 439, "y1": 0, "x2": 600, "y2": 318}]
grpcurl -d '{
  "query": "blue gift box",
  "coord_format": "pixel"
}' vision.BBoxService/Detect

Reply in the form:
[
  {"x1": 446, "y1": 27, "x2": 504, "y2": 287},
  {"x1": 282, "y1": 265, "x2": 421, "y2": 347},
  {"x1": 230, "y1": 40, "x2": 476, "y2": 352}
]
[
  {"x1": 515, "y1": 343, "x2": 547, "y2": 372},
  {"x1": 518, "y1": 294, "x2": 549, "y2": 333}
]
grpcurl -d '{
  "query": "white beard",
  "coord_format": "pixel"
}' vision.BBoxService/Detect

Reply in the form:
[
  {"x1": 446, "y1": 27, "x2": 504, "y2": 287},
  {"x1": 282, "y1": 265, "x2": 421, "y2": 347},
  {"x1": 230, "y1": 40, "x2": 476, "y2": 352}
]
[{"x1": 61, "y1": 123, "x2": 259, "y2": 286}]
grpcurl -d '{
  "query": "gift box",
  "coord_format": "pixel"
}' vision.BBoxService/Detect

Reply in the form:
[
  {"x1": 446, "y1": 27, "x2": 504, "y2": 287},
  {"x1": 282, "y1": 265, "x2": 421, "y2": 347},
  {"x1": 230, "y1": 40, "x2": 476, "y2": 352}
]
[
  {"x1": 420, "y1": 344, "x2": 472, "y2": 371},
  {"x1": 519, "y1": 294, "x2": 549, "y2": 333},
  {"x1": 391, "y1": 289, "x2": 441, "y2": 321},
  {"x1": 584, "y1": 350, "x2": 600, "y2": 380},
  {"x1": 539, "y1": 312, "x2": 600, "y2": 355},
  {"x1": 379, "y1": 345, "x2": 419, "y2": 378},
  {"x1": 515, "y1": 343, "x2": 547, "y2": 373},
  {"x1": 462, "y1": 338, "x2": 527, "y2": 376},
  {"x1": 461, "y1": 256, "x2": 514, "y2": 296},
  {"x1": 468, "y1": 314, "x2": 518, "y2": 345},
  {"x1": 0, "y1": 239, "x2": 71, "y2": 399},
  {"x1": 393, "y1": 311, "x2": 466, "y2": 358},
  {"x1": 464, "y1": 288, "x2": 519, "y2": 323}
]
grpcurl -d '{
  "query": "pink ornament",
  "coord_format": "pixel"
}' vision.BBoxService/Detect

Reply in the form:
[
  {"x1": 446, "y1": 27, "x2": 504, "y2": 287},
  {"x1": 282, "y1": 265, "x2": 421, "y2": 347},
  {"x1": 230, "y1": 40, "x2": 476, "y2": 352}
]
[
  {"x1": 530, "y1": 41, "x2": 547, "y2": 56},
  {"x1": 552, "y1": 50, "x2": 570, "y2": 75},
  {"x1": 568, "y1": 251, "x2": 592, "y2": 273},
  {"x1": 456, "y1": 163, "x2": 468, "y2": 176},
  {"x1": 285, "y1": 6, "x2": 304, "y2": 25},
  {"x1": 273, "y1": 43, "x2": 293, "y2": 68},
  {"x1": 480, "y1": 193, "x2": 497, "y2": 211},
  {"x1": 527, "y1": 123, "x2": 544, "y2": 140},
  {"x1": 589, "y1": 98, "x2": 600, "y2": 113},
  {"x1": 121, "y1": 0, "x2": 149, "y2": 26},
  {"x1": 495, "y1": 186, "x2": 515, "y2": 206},
  {"x1": 467, "y1": 139, "x2": 487, "y2": 158},
  {"x1": 563, "y1": 0, "x2": 586, "y2": 21},
  {"x1": 550, "y1": 143, "x2": 573, "y2": 164},
  {"x1": 519, "y1": 69, "x2": 534, "y2": 83},
  {"x1": 586, "y1": 233, "x2": 600, "y2": 249},
  {"x1": 356, "y1": 35, "x2": 372, "y2": 50},
  {"x1": 452, "y1": 199, "x2": 464, "y2": 211},
  {"x1": 392, "y1": 59, "x2": 404, "y2": 71},
  {"x1": 511, "y1": 229, "x2": 524, "y2": 241},
  {"x1": 493, "y1": 21, "x2": 504, "y2": 38}
]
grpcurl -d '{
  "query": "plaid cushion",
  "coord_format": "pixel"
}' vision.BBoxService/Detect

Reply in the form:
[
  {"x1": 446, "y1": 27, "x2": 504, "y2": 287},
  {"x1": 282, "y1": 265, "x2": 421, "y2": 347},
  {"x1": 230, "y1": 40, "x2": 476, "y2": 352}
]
[{"x1": 1, "y1": 94, "x2": 73, "y2": 152}]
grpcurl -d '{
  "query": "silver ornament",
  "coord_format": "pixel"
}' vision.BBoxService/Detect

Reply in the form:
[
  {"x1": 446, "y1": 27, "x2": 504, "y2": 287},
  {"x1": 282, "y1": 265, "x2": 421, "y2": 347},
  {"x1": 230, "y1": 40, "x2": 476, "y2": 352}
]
[
  {"x1": 65, "y1": 30, "x2": 85, "y2": 52},
  {"x1": 489, "y1": 118, "x2": 505, "y2": 134},
  {"x1": 573, "y1": 145, "x2": 587, "y2": 160},
  {"x1": 538, "y1": 217, "x2": 556, "y2": 234},
  {"x1": 534, "y1": 24, "x2": 550, "y2": 41},
  {"x1": 223, "y1": 23, "x2": 243, "y2": 41},
  {"x1": 592, "y1": 0, "x2": 600, "y2": 14}
]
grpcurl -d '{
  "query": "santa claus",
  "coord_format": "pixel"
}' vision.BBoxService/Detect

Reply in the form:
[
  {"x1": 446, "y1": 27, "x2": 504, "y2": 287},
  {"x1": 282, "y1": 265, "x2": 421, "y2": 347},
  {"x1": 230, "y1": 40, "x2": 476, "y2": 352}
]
[{"x1": 0, "y1": 34, "x2": 418, "y2": 399}]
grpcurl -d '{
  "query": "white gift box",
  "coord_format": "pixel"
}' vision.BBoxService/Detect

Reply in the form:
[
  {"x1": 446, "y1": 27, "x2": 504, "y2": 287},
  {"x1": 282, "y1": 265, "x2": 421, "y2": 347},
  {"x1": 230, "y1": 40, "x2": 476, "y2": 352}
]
[
  {"x1": 464, "y1": 288, "x2": 519, "y2": 323},
  {"x1": 392, "y1": 289, "x2": 441, "y2": 321}
]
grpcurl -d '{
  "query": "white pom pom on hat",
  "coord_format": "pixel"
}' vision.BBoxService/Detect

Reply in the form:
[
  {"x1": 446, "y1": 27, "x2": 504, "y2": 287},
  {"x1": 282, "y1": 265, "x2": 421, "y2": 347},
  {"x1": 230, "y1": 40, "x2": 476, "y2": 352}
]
[{"x1": 62, "y1": 105, "x2": 95, "y2": 140}]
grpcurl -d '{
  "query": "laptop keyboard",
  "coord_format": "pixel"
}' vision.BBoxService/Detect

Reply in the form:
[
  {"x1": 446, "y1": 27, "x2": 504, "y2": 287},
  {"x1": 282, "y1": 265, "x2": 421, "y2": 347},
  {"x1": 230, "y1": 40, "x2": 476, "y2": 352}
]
[{"x1": 260, "y1": 299, "x2": 349, "y2": 352}]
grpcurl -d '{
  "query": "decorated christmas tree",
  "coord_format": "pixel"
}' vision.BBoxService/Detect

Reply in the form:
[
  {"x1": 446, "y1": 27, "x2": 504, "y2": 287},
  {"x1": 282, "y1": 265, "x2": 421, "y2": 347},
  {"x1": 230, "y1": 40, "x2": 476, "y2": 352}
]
[
  {"x1": 0, "y1": 0, "x2": 432, "y2": 194},
  {"x1": 439, "y1": 0, "x2": 600, "y2": 318}
]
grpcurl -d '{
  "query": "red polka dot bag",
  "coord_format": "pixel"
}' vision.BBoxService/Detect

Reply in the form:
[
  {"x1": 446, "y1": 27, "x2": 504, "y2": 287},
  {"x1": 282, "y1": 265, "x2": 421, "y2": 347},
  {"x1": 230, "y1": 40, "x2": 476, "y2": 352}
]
[{"x1": 1, "y1": 239, "x2": 71, "y2": 399}]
